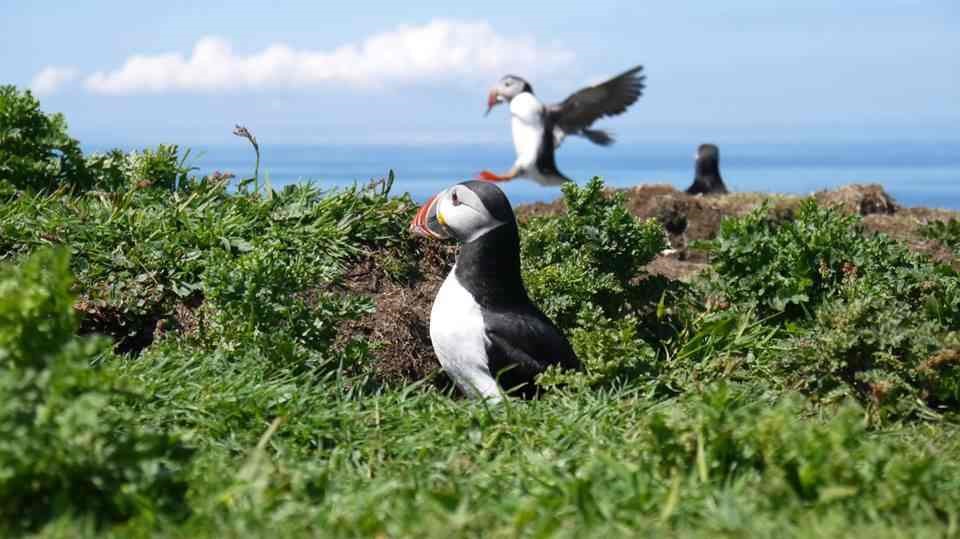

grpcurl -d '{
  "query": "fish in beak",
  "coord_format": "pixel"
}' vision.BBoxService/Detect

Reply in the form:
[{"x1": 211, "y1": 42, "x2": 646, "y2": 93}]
[
  {"x1": 409, "y1": 191, "x2": 452, "y2": 240},
  {"x1": 485, "y1": 88, "x2": 501, "y2": 116}
]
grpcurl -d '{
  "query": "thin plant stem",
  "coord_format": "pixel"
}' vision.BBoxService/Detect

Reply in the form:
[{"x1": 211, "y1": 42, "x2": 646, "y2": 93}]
[{"x1": 232, "y1": 124, "x2": 261, "y2": 193}]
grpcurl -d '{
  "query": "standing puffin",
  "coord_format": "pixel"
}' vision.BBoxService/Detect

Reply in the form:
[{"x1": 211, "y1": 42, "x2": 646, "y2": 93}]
[
  {"x1": 685, "y1": 144, "x2": 729, "y2": 195},
  {"x1": 478, "y1": 66, "x2": 646, "y2": 185},
  {"x1": 410, "y1": 181, "x2": 581, "y2": 400}
]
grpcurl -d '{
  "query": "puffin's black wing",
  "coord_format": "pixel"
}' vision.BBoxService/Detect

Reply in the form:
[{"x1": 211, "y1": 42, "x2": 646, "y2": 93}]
[
  {"x1": 548, "y1": 66, "x2": 645, "y2": 141},
  {"x1": 482, "y1": 306, "x2": 580, "y2": 398}
]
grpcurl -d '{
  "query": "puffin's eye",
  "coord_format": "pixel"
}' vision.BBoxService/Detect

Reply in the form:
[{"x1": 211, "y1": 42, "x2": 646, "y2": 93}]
[
  {"x1": 505, "y1": 80, "x2": 512, "y2": 86},
  {"x1": 451, "y1": 191, "x2": 461, "y2": 206}
]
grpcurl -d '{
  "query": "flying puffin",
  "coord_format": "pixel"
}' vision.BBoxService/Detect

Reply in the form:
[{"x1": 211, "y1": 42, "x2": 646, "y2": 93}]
[
  {"x1": 410, "y1": 180, "x2": 581, "y2": 400},
  {"x1": 685, "y1": 144, "x2": 729, "y2": 195},
  {"x1": 478, "y1": 66, "x2": 646, "y2": 185}
]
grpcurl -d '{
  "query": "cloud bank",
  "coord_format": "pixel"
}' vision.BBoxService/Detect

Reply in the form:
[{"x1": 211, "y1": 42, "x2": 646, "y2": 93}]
[
  {"x1": 30, "y1": 66, "x2": 78, "y2": 95},
  {"x1": 75, "y1": 19, "x2": 573, "y2": 94}
]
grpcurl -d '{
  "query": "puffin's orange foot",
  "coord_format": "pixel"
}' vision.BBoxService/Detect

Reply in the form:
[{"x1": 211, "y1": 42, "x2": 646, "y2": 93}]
[{"x1": 476, "y1": 170, "x2": 513, "y2": 182}]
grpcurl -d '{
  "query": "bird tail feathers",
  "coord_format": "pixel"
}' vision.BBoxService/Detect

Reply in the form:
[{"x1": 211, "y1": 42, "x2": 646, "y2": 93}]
[{"x1": 581, "y1": 128, "x2": 614, "y2": 146}]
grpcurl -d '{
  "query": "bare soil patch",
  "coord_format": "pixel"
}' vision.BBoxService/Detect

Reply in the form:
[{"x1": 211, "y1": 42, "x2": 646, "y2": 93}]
[{"x1": 336, "y1": 241, "x2": 457, "y2": 387}]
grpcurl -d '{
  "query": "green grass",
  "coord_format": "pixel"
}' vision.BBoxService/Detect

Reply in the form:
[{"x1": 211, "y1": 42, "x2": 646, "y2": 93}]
[
  {"x1": 2, "y1": 86, "x2": 960, "y2": 537},
  {"x1": 107, "y1": 374, "x2": 960, "y2": 538}
]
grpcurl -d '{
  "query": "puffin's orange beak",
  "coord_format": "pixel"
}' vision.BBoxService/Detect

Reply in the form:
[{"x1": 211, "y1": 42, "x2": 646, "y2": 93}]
[
  {"x1": 485, "y1": 89, "x2": 500, "y2": 116},
  {"x1": 409, "y1": 193, "x2": 451, "y2": 240}
]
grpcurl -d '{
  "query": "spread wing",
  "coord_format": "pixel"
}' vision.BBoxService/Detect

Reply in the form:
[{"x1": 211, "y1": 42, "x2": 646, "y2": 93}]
[
  {"x1": 482, "y1": 306, "x2": 581, "y2": 398},
  {"x1": 548, "y1": 66, "x2": 645, "y2": 135}
]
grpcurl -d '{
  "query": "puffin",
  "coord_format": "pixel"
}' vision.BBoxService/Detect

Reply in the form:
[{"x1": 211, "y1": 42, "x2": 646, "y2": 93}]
[
  {"x1": 409, "y1": 180, "x2": 581, "y2": 401},
  {"x1": 685, "y1": 144, "x2": 729, "y2": 195},
  {"x1": 478, "y1": 66, "x2": 646, "y2": 185}
]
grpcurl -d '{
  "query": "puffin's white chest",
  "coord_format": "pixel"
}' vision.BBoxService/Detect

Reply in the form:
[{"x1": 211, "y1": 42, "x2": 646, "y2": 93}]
[
  {"x1": 509, "y1": 93, "x2": 545, "y2": 170},
  {"x1": 429, "y1": 267, "x2": 502, "y2": 401}
]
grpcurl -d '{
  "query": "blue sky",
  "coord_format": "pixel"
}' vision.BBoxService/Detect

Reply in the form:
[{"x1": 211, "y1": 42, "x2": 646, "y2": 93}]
[{"x1": 3, "y1": 1, "x2": 958, "y2": 146}]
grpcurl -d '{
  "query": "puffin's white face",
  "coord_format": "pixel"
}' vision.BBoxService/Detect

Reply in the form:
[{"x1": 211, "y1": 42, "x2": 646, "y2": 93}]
[
  {"x1": 410, "y1": 184, "x2": 506, "y2": 243},
  {"x1": 485, "y1": 75, "x2": 532, "y2": 116}
]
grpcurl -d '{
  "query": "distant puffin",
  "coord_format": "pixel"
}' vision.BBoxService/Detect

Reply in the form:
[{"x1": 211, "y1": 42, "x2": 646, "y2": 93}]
[
  {"x1": 478, "y1": 66, "x2": 646, "y2": 185},
  {"x1": 410, "y1": 181, "x2": 581, "y2": 400},
  {"x1": 685, "y1": 144, "x2": 729, "y2": 195}
]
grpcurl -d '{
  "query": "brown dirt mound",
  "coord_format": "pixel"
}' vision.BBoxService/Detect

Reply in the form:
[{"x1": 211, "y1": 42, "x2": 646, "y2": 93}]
[
  {"x1": 516, "y1": 199, "x2": 567, "y2": 223},
  {"x1": 621, "y1": 184, "x2": 725, "y2": 243},
  {"x1": 336, "y1": 241, "x2": 456, "y2": 387},
  {"x1": 620, "y1": 185, "x2": 801, "y2": 279},
  {"x1": 74, "y1": 280, "x2": 169, "y2": 354},
  {"x1": 862, "y1": 207, "x2": 960, "y2": 270},
  {"x1": 75, "y1": 288, "x2": 204, "y2": 355},
  {"x1": 814, "y1": 183, "x2": 898, "y2": 216},
  {"x1": 75, "y1": 298, "x2": 164, "y2": 354}
]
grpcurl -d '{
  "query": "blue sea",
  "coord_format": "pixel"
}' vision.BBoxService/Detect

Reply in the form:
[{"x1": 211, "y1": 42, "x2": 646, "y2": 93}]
[{"x1": 91, "y1": 141, "x2": 960, "y2": 209}]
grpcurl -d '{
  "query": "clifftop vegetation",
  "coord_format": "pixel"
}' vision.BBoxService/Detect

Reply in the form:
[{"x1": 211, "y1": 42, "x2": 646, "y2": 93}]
[{"x1": 2, "y1": 85, "x2": 959, "y2": 537}]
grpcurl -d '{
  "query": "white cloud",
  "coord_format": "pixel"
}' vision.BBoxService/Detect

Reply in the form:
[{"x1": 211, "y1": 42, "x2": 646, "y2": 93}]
[
  {"x1": 30, "y1": 66, "x2": 78, "y2": 95},
  {"x1": 81, "y1": 19, "x2": 574, "y2": 94}
]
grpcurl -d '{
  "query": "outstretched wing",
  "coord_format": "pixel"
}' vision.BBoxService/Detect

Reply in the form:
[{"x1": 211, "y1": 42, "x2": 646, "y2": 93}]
[
  {"x1": 549, "y1": 66, "x2": 645, "y2": 135},
  {"x1": 482, "y1": 306, "x2": 580, "y2": 398}
]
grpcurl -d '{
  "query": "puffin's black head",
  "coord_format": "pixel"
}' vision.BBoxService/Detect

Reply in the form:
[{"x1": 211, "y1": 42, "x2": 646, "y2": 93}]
[
  {"x1": 696, "y1": 144, "x2": 719, "y2": 163},
  {"x1": 695, "y1": 143, "x2": 721, "y2": 176},
  {"x1": 687, "y1": 143, "x2": 729, "y2": 196},
  {"x1": 410, "y1": 181, "x2": 514, "y2": 243},
  {"x1": 485, "y1": 74, "x2": 534, "y2": 116}
]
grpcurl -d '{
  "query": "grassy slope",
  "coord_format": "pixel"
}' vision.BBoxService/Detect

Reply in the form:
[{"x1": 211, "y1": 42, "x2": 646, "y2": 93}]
[
  {"x1": 115, "y1": 360, "x2": 960, "y2": 538},
  {"x1": 2, "y1": 176, "x2": 960, "y2": 538}
]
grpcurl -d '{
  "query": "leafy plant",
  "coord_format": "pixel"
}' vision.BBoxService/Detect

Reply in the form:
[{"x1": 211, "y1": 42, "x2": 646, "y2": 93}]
[
  {"x1": 922, "y1": 218, "x2": 960, "y2": 255},
  {"x1": 200, "y1": 239, "x2": 373, "y2": 359},
  {"x1": 1, "y1": 169, "x2": 414, "y2": 356},
  {"x1": 0, "y1": 85, "x2": 89, "y2": 191},
  {"x1": 522, "y1": 178, "x2": 667, "y2": 387},
  {"x1": 86, "y1": 144, "x2": 193, "y2": 191},
  {"x1": 0, "y1": 249, "x2": 190, "y2": 531},
  {"x1": 781, "y1": 279, "x2": 960, "y2": 421},
  {"x1": 707, "y1": 200, "x2": 959, "y2": 322},
  {"x1": 522, "y1": 177, "x2": 667, "y2": 327},
  {"x1": 701, "y1": 200, "x2": 960, "y2": 418},
  {"x1": 707, "y1": 200, "x2": 850, "y2": 316},
  {"x1": 558, "y1": 306, "x2": 658, "y2": 388}
]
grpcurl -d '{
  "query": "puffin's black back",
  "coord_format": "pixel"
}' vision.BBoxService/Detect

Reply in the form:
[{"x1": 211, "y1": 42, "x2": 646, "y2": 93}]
[
  {"x1": 454, "y1": 182, "x2": 529, "y2": 309},
  {"x1": 453, "y1": 181, "x2": 581, "y2": 397},
  {"x1": 534, "y1": 114, "x2": 572, "y2": 182},
  {"x1": 686, "y1": 144, "x2": 729, "y2": 195}
]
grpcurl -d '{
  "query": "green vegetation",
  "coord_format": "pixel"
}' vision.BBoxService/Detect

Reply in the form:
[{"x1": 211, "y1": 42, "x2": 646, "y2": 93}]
[
  {"x1": 702, "y1": 202, "x2": 960, "y2": 421},
  {"x1": 523, "y1": 178, "x2": 666, "y2": 387},
  {"x1": 1, "y1": 86, "x2": 959, "y2": 537},
  {"x1": 0, "y1": 85, "x2": 88, "y2": 192},
  {"x1": 0, "y1": 249, "x2": 189, "y2": 532},
  {"x1": 0, "y1": 85, "x2": 193, "y2": 193},
  {"x1": 924, "y1": 218, "x2": 960, "y2": 255}
]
